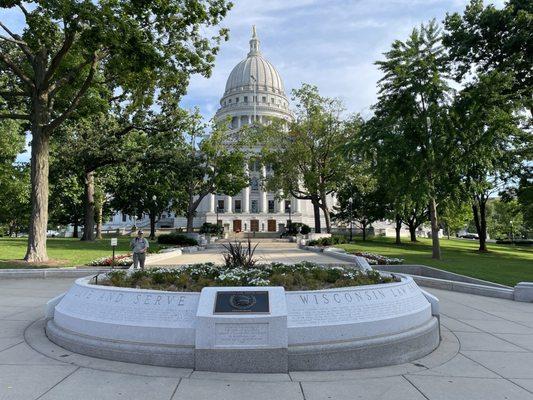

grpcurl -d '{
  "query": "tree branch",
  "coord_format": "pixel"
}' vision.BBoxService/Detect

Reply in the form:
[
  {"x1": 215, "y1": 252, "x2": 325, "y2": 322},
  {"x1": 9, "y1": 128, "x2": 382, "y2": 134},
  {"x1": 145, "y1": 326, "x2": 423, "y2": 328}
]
[
  {"x1": 17, "y1": 3, "x2": 29, "y2": 19},
  {"x1": 0, "y1": 52, "x2": 34, "y2": 89},
  {"x1": 47, "y1": 56, "x2": 95, "y2": 97},
  {"x1": 44, "y1": 28, "x2": 77, "y2": 85},
  {"x1": 45, "y1": 54, "x2": 97, "y2": 133},
  {"x1": 0, "y1": 21, "x2": 33, "y2": 62},
  {"x1": 0, "y1": 113, "x2": 30, "y2": 120},
  {"x1": 0, "y1": 90, "x2": 27, "y2": 98}
]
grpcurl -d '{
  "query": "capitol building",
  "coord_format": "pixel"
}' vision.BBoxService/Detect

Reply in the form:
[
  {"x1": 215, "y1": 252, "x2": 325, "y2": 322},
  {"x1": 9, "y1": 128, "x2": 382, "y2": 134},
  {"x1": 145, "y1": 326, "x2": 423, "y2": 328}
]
[{"x1": 106, "y1": 26, "x2": 331, "y2": 235}]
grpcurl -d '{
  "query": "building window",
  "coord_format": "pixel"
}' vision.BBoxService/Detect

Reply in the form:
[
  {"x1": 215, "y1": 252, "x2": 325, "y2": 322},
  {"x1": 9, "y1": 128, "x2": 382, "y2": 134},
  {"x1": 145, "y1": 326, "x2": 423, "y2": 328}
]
[
  {"x1": 271, "y1": 98, "x2": 275, "y2": 103},
  {"x1": 228, "y1": 99, "x2": 232, "y2": 103},
  {"x1": 268, "y1": 200, "x2": 275, "y2": 213},
  {"x1": 244, "y1": 96, "x2": 248, "y2": 103},
  {"x1": 234, "y1": 200, "x2": 242, "y2": 213},
  {"x1": 235, "y1": 97, "x2": 239, "y2": 103},
  {"x1": 251, "y1": 200, "x2": 259, "y2": 213},
  {"x1": 285, "y1": 200, "x2": 292, "y2": 213},
  {"x1": 262, "y1": 96, "x2": 267, "y2": 103},
  {"x1": 122, "y1": 214, "x2": 127, "y2": 222},
  {"x1": 217, "y1": 200, "x2": 225, "y2": 213},
  {"x1": 250, "y1": 177, "x2": 259, "y2": 191}
]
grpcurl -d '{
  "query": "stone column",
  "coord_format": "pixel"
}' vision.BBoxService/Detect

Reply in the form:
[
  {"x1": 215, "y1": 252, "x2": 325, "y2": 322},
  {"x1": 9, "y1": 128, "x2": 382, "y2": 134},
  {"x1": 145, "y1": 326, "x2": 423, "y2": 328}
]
[
  {"x1": 260, "y1": 165, "x2": 268, "y2": 213},
  {"x1": 226, "y1": 195, "x2": 232, "y2": 213},
  {"x1": 278, "y1": 199, "x2": 285, "y2": 213},
  {"x1": 208, "y1": 194, "x2": 215, "y2": 213},
  {"x1": 292, "y1": 197, "x2": 299, "y2": 213}
]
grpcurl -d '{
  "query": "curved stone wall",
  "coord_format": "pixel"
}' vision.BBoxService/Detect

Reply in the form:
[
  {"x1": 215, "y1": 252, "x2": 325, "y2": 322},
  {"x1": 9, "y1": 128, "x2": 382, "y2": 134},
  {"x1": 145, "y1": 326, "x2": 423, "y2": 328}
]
[{"x1": 46, "y1": 275, "x2": 440, "y2": 372}]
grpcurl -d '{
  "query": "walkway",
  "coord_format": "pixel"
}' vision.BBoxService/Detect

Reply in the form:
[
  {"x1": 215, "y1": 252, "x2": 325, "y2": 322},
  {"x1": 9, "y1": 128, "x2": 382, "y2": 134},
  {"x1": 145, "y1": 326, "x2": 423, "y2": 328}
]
[
  {"x1": 1, "y1": 277, "x2": 533, "y2": 399},
  {"x1": 148, "y1": 241, "x2": 347, "y2": 266}
]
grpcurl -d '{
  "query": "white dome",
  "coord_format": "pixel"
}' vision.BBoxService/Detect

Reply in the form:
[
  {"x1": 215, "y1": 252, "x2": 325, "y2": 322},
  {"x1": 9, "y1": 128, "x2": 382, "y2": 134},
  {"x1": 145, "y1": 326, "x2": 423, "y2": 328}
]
[
  {"x1": 224, "y1": 55, "x2": 285, "y2": 95},
  {"x1": 215, "y1": 26, "x2": 293, "y2": 125}
]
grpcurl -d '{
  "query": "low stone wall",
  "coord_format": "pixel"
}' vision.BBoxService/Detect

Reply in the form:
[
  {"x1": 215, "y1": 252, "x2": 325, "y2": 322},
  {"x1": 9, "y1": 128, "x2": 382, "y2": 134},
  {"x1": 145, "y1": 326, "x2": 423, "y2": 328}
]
[{"x1": 45, "y1": 274, "x2": 439, "y2": 372}]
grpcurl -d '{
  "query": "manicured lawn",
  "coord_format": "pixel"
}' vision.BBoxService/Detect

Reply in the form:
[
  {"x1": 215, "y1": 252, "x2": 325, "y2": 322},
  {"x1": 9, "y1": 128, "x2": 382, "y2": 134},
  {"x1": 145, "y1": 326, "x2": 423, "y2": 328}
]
[
  {"x1": 338, "y1": 237, "x2": 533, "y2": 287},
  {"x1": 0, "y1": 237, "x2": 135, "y2": 269}
]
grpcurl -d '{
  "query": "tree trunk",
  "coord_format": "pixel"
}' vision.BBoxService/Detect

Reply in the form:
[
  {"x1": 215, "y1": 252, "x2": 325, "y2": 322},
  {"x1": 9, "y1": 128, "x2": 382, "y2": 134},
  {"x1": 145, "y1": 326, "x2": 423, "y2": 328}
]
[
  {"x1": 395, "y1": 214, "x2": 402, "y2": 245},
  {"x1": 472, "y1": 200, "x2": 488, "y2": 252},
  {"x1": 96, "y1": 202, "x2": 103, "y2": 240},
  {"x1": 429, "y1": 198, "x2": 441, "y2": 259},
  {"x1": 408, "y1": 223, "x2": 417, "y2": 242},
  {"x1": 362, "y1": 222, "x2": 367, "y2": 241},
  {"x1": 311, "y1": 199, "x2": 321, "y2": 233},
  {"x1": 479, "y1": 200, "x2": 488, "y2": 252},
  {"x1": 24, "y1": 122, "x2": 50, "y2": 262},
  {"x1": 81, "y1": 170, "x2": 95, "y2": 241},
  {"x1": 73, "y1": 221, "x2": 79, "y2": 238},
  {"x1": 149, "y1": 211, "x2": 156, "y2": 240},
  {"x1": 319, "y1": 192, "x2": 331, "y2": 233}
]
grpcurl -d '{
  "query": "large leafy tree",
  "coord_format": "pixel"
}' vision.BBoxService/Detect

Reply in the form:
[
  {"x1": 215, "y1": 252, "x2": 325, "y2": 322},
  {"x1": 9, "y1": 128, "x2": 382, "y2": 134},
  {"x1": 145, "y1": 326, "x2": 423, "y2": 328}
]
[
  {"x1": 0, "y1": 0, "x2": 232, "y2": 261},
  {"x1": 451, "y1": 71, "x2": 528, "y2": 251},
  {"x1": 0, "y1": 120, "x2": 28, "y2": 236},
  {"x1": 443, "y1": 0, "x2": 532, "y2": 113},
  {"x1": 370, "y1": 21, "x2": 456, "y2": 259},
  {"x1": 54, "y1": 112, "x2": 148, "y2": 241},
  {"x1": 260, "y1": 84, "x2": 352, "y2": 233},
  {"x1": 179, "y1": 118, "x2": 248, "y2": 233}
]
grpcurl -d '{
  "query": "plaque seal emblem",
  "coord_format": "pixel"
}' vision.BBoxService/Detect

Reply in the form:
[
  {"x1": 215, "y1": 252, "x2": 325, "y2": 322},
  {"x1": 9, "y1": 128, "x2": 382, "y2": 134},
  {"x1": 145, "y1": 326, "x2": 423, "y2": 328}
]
[{"x1": 229, "y1": 293, "x2": 257, "y2": 310}]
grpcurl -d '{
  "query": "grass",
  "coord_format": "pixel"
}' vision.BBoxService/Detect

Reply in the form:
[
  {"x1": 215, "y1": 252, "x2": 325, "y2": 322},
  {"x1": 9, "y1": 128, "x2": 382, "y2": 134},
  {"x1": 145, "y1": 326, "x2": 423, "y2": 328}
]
[
  {"x1": 338, "y1": 236, "x2": 533, "y2": 287},
  {"x1": 1, "y1": 236, "x2": 531, "y2": 287},
  {"x1": 0, "y1": 237, "x2": 135, "y2": 269}
]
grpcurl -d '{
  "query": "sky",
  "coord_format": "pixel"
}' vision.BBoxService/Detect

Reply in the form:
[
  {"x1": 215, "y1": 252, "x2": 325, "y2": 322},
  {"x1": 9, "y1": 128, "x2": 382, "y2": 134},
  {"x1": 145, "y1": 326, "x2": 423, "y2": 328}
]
[
  {"x1": 180, "y1": 0, "x2": 504, "y2": 120},
  {"x1": 4, "y1": 0, "x2": 504, "y2": 162}
]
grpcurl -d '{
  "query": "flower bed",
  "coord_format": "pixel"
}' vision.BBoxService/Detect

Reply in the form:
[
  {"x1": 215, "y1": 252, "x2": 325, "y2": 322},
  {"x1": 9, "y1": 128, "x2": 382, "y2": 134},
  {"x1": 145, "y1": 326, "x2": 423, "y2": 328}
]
[
  {"x1": 352, "y1": 252, "x2": 404, "y2": 265},
  {"x1": 86, "y1": 254, "x2": 133, "y2": 267},
  {"x1": 98, "y1": 262, "x2": 398, "y2": 292}
]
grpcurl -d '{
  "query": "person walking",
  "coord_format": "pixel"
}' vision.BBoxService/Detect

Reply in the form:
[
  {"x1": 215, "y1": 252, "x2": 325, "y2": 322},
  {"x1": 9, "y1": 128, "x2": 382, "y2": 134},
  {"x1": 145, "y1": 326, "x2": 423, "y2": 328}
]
[{"x1": 130, "y1": 230, "x2": 149, "y2": 269}]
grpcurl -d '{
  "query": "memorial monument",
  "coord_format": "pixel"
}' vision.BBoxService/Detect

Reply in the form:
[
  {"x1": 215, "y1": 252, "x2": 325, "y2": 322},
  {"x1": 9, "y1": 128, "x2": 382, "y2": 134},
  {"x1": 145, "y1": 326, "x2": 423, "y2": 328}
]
[{"x1": 45, "y1": 265, "x2": 440, "y2": 373}]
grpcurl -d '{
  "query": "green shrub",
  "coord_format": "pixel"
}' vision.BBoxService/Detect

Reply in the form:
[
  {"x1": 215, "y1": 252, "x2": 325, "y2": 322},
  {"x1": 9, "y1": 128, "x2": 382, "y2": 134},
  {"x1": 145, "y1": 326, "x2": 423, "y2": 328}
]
[
  {"x1": 308, "y1": 235, "x2": 347, "y2": 247},
  {"x1": 157, "y1": 232, "x2": 198, "y2": 246},
  {"x1": 286, "y1": 222, "x2": 311, "y2": 235},
  {"x1": 199, "y1": 222, "x2": 224, "y2": 236}
]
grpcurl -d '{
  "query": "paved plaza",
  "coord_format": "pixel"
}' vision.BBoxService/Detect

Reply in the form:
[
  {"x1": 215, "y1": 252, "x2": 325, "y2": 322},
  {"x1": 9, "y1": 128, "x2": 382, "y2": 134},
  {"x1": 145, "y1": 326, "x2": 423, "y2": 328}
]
[
  {"x1": 1, "y1": 244, "x2": 533, "y2": 399},
  {"x1": 148, "y1": 241, "x2": 348, "y2": 266}
]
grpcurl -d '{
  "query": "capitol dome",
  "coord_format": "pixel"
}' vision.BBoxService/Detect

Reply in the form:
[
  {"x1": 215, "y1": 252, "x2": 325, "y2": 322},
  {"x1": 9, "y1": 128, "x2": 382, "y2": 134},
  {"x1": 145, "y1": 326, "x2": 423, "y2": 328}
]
[{"x1": 215, "y1": 26, "x2": 293, "y2": 127}]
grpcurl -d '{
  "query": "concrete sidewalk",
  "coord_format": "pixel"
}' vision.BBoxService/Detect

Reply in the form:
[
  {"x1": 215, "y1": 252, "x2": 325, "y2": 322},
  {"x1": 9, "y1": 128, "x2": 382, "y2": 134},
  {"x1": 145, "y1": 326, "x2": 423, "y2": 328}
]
[
  {"x1": 1, "y1": 277, "x2": 533, "y2": 399},
  {"x1": 148, "y1": 241, "x2": 350, "y2": 266}
]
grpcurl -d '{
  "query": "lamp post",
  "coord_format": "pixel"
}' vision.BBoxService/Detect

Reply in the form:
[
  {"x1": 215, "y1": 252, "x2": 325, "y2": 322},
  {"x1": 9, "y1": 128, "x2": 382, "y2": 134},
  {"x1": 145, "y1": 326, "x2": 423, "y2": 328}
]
[
  {"x1": 288, "y1": 202, "x2": 292, "y2": 232},
  {"x1": 216, "y1": 197, "x2": 220, "y2": 227},
  {"x1": 510, "y1": 220, "x2": 514, "y2": 244},
  {"x1": 349, "y1": 196, "x2": 353, "y2": 242},
  {"x1": 150, "y1": 195, "x2": 157, "y2": 240}
]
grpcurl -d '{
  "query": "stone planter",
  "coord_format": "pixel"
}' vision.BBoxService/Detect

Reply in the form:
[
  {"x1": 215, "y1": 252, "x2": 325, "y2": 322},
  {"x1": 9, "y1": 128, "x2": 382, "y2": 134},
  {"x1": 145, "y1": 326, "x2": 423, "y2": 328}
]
[{"x1": 45, "y1": 274, "x2": 439, "y2": 372}]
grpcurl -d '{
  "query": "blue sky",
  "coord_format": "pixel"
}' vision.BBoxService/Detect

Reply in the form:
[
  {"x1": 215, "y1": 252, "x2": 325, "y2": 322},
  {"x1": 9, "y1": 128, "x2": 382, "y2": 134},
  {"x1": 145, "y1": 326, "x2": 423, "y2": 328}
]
[
  {"x1": 4, "y1": 0, "x2": 504, "y2": 161},
  {"x1": 181, "y1": 0, "x2": 503, "y2": 120}
]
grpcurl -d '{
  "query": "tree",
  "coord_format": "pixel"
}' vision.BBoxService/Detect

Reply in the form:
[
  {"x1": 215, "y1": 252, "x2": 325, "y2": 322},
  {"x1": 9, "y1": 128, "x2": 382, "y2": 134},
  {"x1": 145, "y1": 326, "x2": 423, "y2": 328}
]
[
  {"x1": 451, "y1": 71, "x2": 527, "y2": 251},
  {"x1": 0, "y1": 0, "x2": 232, "y2": 261},
  {"x1": 109, "y1": 162, "x2": 184, "y2": 240},
  {"x1": 48, "y1": 165, "x2": 84, "y2": 238},
  {"x1": 516, "y1": 168, "x2": 533, "y2": 231},
  {"x1": 370, "y1": 21, "x2": 455, "y2": 259},
  {"x1": 54, "y1": 113, "x2": 149, "y2": 241},
  {"x1": 444, "y1": 0, "x2": 532, "y2": 114},
  {"x1": 180, "y1": 119, "x2": 248, "y2": 233},
  {"x1": 487, "y1": 198, "x2": 526, "y2": 240},
  {"x1": 260, "y1": 84, "x2": 353, "y2": 233},
  {"x1": 333, "y1": 167, "x2": 386, "y2": 241},
  {"x1": 0, "y1": 120, "x2": 28, "y2": 236},
  {"x1": 440, "y1": 200, "x2": 472, "y2": 239},
  {"x1": 0, "y1": 163, "x2": 30, "y2": 236}
]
